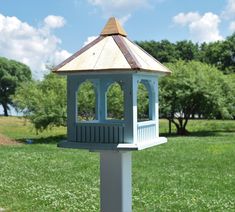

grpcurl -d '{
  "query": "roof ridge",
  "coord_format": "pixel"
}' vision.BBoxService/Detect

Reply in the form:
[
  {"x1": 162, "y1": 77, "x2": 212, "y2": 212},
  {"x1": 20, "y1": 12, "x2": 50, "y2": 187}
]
[
  {"x1": 92, "y1": 36, "x2": 109, "y2": 69},
  {"x1": 112, "y1": 35, "x2": 141, "y2": 69},
  {"x1": 53, "y1": 36, "x2": 104, "y2": 72},
  {"x1": 125, "y1": 38, "x2": 172, "y2": 73}
]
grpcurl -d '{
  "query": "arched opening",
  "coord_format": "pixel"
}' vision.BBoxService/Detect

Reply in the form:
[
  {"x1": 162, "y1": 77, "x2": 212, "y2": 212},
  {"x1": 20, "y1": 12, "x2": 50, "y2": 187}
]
[
  {"x1": 137, "y1": 82, "x2": 151, "y2": 122},
  {"x1": 106, "y1": 82, "x2": 124, "y2": 120},
  {"x1": 77, "y1": 80, "x2": 96, "y2": 121}
]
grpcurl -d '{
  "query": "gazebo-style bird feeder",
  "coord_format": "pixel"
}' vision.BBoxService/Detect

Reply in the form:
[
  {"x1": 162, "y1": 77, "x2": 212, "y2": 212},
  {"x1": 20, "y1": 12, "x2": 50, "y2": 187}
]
[{"x1": 53, "y1": 17, "x2": 170, "y2": 212}]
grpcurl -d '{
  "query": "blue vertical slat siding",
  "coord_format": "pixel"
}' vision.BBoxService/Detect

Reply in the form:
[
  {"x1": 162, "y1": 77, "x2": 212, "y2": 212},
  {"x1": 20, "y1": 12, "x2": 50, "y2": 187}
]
[{"x1": 76, "y1": 123, "x2": 125, "y2": 144}]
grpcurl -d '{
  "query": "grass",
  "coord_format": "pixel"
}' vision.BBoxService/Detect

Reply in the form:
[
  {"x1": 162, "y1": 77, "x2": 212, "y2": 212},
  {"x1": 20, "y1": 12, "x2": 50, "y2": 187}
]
[
  {"x1": 0, "y1": 116, "x2": 66, "y2": 142},
  {"x1": 0, "y1": 117, "x2": 234, "y2": 211}
]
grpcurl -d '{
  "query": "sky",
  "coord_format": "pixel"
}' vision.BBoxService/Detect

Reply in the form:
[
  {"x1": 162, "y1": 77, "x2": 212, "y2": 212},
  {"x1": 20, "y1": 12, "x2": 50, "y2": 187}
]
[{"x1": 0, "y1": 0, "x2": 235, "y2": 80}]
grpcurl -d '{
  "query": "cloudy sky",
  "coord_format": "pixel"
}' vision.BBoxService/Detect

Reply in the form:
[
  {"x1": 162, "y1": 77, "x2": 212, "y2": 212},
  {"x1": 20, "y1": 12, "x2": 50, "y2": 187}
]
[{"x1": 0, "y1": 0, "x2": 235, "y2": 79}]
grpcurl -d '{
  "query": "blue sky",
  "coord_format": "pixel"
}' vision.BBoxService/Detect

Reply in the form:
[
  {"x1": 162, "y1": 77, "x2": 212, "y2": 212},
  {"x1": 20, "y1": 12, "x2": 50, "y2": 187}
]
[{"x1": 0, "y1": 0, "x2": 235, "y2": 80}]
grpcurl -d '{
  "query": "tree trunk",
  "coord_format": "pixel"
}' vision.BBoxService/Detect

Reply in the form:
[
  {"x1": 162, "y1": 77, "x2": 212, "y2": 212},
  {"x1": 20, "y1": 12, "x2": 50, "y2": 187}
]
[
  {"x1": 2, "y1": 104, "x2": 8, "y2": 116},
  {"x1": 171, "y1": 118, "x2": 189, "y2": 135},
  {"x1": 176, "y1": 126, "x2": 189, "y2": 135},
  {"x1": 168, "y1": 119, "x2": 172, "y2": 135}
]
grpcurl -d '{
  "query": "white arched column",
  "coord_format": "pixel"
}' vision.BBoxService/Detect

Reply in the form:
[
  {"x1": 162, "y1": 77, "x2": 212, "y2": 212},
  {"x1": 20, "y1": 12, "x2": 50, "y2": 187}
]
[{"x1": 123, "y1": 74, "x2": 138, "y2": 144}]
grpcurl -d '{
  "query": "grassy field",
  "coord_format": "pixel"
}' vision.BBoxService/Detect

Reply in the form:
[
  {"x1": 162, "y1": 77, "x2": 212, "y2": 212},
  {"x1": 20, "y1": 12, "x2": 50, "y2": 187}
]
[{"x1": 0, "y1": 117, "x2": 234, "y2": 211}]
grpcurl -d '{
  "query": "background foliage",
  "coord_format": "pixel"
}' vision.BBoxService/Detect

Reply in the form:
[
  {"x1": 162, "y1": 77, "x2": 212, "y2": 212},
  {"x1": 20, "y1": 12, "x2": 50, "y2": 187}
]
[
  {"x1": 107, "y1": 82, "x2": 124, "y2": 120},
  {"x1": 137, "y1": 83, "x2": 149, "y2": 121},
  {"x1": 160, "y1": 60, "x2": 235, "y2": 134},
  {"x1": 137, "y1": 33, "x2": 235, "y2": 74},
  {"x1": 77, "y1": 81, "x2": 96, "y2": 121},
  {"x1": 13, "y1": 74, "x2": 66, "y2": 132},
  {"x1": 0, "y1": 57, "x2": 31, "y2": 116},
  {"x1": 7, "y1": 33, "x2": 235, "y2": 134}
]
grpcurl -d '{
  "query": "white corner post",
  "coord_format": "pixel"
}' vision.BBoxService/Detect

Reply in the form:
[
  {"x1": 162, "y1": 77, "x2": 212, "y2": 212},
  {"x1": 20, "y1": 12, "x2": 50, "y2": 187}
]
[
  {"x1": 153, "y1": 78, "x2": 159, "y2": 137},
  {"x1": 124, "y1": 74, "x2": 138, "y2": 144},
  {"x1": 100, "y1": 151, "x2": 132, "y2": 212}
]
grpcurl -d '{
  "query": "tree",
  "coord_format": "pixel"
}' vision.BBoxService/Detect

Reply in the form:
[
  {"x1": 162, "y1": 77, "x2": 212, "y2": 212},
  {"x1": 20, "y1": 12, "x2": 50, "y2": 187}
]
[
  {"x1": 159, "y1": 60, "x2": 235, "y2": 135},
  {"x1": 77, "y1": 81, "x2": 96, "y2": 120},
  {"x1": 200, "y1": 33, "x2": 235, "y2": 74},
  {"x1": 107, "y1": 82, "x2": 124, "y2": 120},
  {"x1": 137, "y1": 83, "x2": 149, "y2": 121},
  {"x1": 223, "y1": 73, "x2": 235, "y2": 119},
  {"x1": 175, "y1": 40, "x2": 200, "y2": 61},
  {"x1": 136, "y1": 40, "x2": 178, "y2": 63},
  {"x1": 13, "y1": 73, "x2": 66, "y2": 132},
  {"x1": 0, "y1": 57, "x2": 32, "y2": 116},
  {"x1": 136, "y1": 35, "x2": 235, "y2": 74}
]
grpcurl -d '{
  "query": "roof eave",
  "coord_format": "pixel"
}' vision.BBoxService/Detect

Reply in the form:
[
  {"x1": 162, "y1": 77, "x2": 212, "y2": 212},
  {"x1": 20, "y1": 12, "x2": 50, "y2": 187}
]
[{"x1": 53, "y1": 68, "x2": 171, "y2": 76}]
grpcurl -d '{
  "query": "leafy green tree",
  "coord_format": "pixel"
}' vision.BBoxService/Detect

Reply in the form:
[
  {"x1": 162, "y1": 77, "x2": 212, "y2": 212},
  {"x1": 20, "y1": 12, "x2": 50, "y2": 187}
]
[
  {"x1": 137, "y1": 35, "x2": 235, "y2": 74},
  {"x1": 107, "y1": 82, "x2": 124, "y2": 120},
  {"x1": 0, "y1": 57, "x2": 31, "y2": 116},
  {"x1": 175, "y1": 40, "x2": 200, "y2": 61},
  {"x1": 13, "y1": 73, "x2": 66, "y2": 132},
  {"x1": 136, "y1": 40, "x2": 178, "y2": 63},
  {"x1": 224, "y1": 73, "x2": 235, "y2": 119},
  {"x1": 225, "y1": 34, "x2": 235, "y2": 73},
  {"x1": 200, "y1": 33, "x2": 235, "y2": 74},
  {"x1": 160, "y1": 60, "x2": 235, "y2": 135},
  {"x1": 77, "y1": 81, "x2": 96, "y2": 120},
  {"x1": 137, "y1": 83, "x2": 149, "y2": 121},
  {"x1": 137, "y1": 40, "x2": 201, "y2": 63}
]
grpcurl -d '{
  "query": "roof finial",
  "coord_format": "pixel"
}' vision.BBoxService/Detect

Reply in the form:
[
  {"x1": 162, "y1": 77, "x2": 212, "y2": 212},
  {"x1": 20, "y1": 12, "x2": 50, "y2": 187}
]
[{"x1": 100, "y1": 17, "x2": 127, "y2": 37}]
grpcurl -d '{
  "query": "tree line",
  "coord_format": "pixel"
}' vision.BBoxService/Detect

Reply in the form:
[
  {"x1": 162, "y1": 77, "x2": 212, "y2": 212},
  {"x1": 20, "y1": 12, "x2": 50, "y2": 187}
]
[
  {"x1": 136, "y1": 33, "x2": 235, "y2": 74},
  {"x1": 0, "y1": 34, "x2": 235, "y2": 135}
]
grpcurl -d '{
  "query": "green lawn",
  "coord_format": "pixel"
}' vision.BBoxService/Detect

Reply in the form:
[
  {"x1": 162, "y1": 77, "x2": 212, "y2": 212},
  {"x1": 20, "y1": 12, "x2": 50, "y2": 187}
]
[{"x1": 0, "y1": 117, "x2": 234, "y2": 211}]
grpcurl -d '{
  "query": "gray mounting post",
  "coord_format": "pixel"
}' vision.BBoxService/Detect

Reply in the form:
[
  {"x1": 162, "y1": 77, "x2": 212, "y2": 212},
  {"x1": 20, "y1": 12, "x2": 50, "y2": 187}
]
[{"x1": 100, "y1": 151, "x2": 132, "y2": 212}]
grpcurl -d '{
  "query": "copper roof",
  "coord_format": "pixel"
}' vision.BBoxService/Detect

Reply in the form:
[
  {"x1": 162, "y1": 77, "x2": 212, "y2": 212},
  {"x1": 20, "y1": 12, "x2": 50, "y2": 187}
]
[
  {"x1": 100, "y1": 17, "x2": 127, "y2": 37},
  {"x1": 53, "y1": 17, "x2": 171, "y2": 75}
]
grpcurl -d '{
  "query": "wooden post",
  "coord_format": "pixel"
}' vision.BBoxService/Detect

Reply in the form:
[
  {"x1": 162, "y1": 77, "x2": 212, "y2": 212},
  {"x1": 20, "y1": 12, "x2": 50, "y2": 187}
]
[
  {"x1": 100, "y1": 151, "x2": 132, "y2": 212},
  {"x1": 67, "y1": 76, "x2": 78, "y2": 142}
]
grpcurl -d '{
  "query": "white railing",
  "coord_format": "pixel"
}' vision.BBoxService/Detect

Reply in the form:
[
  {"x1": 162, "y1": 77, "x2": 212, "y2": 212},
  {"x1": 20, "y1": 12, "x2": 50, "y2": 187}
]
[
  {"x1": 137, "y1": 121, "x2": 156, "y2": 143},
  {"x1": 76, "y1": 122, "x2": 125, "y2": 144}
]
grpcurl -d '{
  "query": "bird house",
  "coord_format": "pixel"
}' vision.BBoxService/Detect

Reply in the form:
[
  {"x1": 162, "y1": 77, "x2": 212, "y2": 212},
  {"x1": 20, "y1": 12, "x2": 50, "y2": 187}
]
[{"x1": 53, "y1": 17, "x2": 170, "y2": 151}]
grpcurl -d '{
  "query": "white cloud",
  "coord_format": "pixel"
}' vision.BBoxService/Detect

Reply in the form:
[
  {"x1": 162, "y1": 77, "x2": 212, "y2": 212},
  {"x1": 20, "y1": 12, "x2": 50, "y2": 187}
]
[
  {"x1": 0, "y1": 14, "x2": 71, "y2": 80},
  {"x1": 221, "y1": 0, "x2": 235, "y2": 19},
  {"x1": 119, "y1": 14, "x2": 132, "y2": 25},
  {"x1": 229, "y1": 21, "x2": 235, "y2": 31},
  {"x1": 173, "y1": 12, "x2": 200, "y2": 26},
  {"x1": 83, "y1": 36, "x2": 98, "y2": 46},
  {"x1": 87, "y1": 0, "x2": 156, "y2": 23},
  {"x1": 173, "y1": 12, "x2": 223, "y2": 43},
  {"x1": 44, "y1": 15, "x2": 66, "y2": 29},
  {"x1": 88, "y1": 0, "x2": 149, "y2": 13}
]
